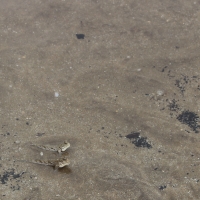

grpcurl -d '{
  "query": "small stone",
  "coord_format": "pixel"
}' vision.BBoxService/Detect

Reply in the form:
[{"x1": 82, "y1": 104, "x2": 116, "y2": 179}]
[
  {"x1": 55, "y1": 92, "x2": 59, "y2": 97},
  {"x1": 157, "y1": 90, "x2": 164, "y2": 96}
]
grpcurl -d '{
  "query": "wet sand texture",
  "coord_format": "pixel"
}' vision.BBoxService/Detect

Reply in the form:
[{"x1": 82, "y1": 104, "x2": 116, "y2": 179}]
[{"x1": 0, "y1": 0, "x2": 200, "y2": 199}]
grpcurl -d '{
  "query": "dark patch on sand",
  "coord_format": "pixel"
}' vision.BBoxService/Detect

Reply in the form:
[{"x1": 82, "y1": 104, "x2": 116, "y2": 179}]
[
  {"x1": 126, "y1": 132, "x2": 152, "y2": 149},
  {"x1": 76, "y1": 34, "x2": 85, "y2": 39},
  {"x1": 0, "y1": 169, "x2": 24, "y2": 186},
  {"x1": 177, "y1": 110, "x2": 199, "y2": 133}
]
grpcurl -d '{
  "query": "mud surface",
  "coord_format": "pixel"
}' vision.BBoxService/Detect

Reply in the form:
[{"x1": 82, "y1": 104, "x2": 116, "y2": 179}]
[{"x1": 0, "y1": 0, "x2": 200, "y2": 199}]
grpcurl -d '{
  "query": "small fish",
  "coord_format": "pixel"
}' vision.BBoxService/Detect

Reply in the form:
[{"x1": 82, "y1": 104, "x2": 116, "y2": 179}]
[
  {"x1": 17, "y1": 157, "x2": 70, "y2": 169},
  {"x1": 31, "y1": 140, "x2": 70, "y2": 153}
]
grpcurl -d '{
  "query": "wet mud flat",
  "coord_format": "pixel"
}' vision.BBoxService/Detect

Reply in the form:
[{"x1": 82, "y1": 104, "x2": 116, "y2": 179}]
[{"x1": 0, "y1": 0, "x2": 200, "y2": 199}]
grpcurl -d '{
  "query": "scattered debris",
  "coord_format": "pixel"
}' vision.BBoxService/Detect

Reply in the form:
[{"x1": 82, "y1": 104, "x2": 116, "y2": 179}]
[
  {"x1": 175, "y1": 75, "x2": 190, "y2": 94},
  {"x1": 125, "y1": 132, "x2": 152, "y2": 149},
  {"x1": 167, "y1": 99, "x2": 180, "y2": 112},
  {"x1": 0, "y1": 169, "x2": 24, "y2": 185},
  {"x1": 177, "y1": 110, "x2": 199, "y2": 133},
  {"x1": 159, "y1": 185, "x2": 167, "y2": 190}
]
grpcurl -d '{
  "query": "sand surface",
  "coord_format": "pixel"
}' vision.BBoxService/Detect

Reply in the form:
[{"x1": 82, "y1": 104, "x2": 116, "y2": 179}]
[{"x1": 0, "y1": 0, "x2": 200, "y2": 199}]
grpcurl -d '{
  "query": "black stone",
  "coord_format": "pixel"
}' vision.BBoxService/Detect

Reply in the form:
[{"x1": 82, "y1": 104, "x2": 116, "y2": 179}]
[{"x1": 76, "y1": 34, "x2": 85, "y2": 39}]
